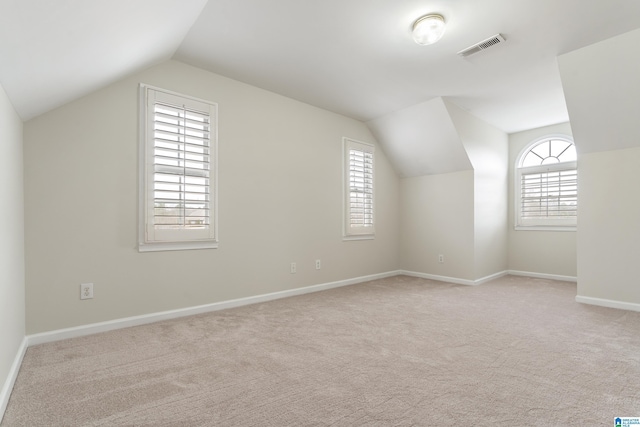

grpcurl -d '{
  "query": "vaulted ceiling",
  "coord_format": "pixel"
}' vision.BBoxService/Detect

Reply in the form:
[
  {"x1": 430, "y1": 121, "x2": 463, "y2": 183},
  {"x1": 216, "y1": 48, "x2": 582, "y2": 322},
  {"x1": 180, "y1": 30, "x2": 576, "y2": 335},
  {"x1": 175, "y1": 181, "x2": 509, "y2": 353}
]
[{"x1": 2, "y1": 0, "x2": 640, "y2": 134}]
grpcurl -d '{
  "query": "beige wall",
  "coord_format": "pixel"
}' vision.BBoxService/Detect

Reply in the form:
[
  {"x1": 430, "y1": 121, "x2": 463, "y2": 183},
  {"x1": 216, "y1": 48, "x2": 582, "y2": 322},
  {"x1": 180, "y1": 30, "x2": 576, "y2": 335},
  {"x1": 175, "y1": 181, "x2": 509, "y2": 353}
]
[
  {"x1": 24, "y1": 60, "x2": 401, "y2": 334},
  {"x1": 577, "y1": 148, "x2": 640, "y2": 302},
  {"x1": 507, "y1": 122, "x2": 577, "y2": 277},
  {"x1": 0, "y1": 83, "x2": 25, "y2": 397},
  {"x1": 399, "y1": 102, "x2": 508, "y2": 282},
  {"x1": 400, "y1": 170, "x2": 475, "y2": 280},
  {"x1": 558, "y1": 28, "x2": 640, "y2": 304},
  {"x1": 445, "y1": 100, "x2": 509, "y2": 279}
]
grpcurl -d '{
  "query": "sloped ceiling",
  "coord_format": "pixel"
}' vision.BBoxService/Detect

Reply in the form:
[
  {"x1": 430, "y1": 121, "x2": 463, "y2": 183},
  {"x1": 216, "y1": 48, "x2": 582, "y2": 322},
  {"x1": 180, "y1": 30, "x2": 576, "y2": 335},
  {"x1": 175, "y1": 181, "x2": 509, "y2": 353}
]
[
  {"x1": 2, "y1": 1, "x2": 640, "y2": 179},
  {"x1": 157, "y1": 0, "x2": 640, "y2": 134},
  {"x1": 558, "y1": 28, "x2": 640, "y2": 154},
  {"x1": 2, "y1": 0, "x2": 640, "y2": 130},
  {"x1": 367, "y1": 98, "x2": 471, "y2": 178},
  {"x1": 0, "y1": 0, "x2": 208, "y2": 120}
]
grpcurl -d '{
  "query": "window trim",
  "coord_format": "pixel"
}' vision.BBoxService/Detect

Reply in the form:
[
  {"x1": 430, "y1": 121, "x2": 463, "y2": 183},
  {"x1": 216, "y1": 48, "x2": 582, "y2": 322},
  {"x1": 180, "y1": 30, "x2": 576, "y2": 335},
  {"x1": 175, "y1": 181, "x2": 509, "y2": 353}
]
[
  {"x1": 514, "y1": 134, "x2": 577, "y2": 232},
  {"x1": 343, "y1": 137, "x2": 375, "y2": 240},
  {"x1": 138, "y1": 84, "x2": 219, "y2": 252}
]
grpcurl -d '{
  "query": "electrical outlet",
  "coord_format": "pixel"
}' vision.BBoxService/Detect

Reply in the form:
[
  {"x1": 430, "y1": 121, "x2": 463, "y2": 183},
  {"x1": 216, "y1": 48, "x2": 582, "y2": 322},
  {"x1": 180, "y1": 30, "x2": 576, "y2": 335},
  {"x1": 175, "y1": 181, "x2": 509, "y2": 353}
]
[
  {"x1": 315, "y1": 259, "x2": 321, "y2": 270},
  {"x1": 80, "y1": 283, "x2": 93, "y2": 300},
  {"x1": 290, "y1": 262, "x2": 297, "y2": 274},
  {"x1": 438, "y1": 254, "x2": 444, "y2": 263}
]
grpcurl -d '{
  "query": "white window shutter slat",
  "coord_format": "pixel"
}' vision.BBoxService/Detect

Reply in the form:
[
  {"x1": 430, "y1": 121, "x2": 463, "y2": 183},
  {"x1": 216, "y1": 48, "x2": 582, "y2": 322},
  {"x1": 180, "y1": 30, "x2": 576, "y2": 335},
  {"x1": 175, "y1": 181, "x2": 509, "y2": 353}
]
[
  {"x1": 139, "y1": 84, "x2": 218, "y2": 251},
  {"x1": 344, "y1": 138, "x2": 375, "y2": 237},
  {"x1": 152, "y1": 99, "x2": 211, "y2": 232},
  {"x1": 520, "y1": 169, "x2": 577, "y2": 219},
  {"x1": 515, "y1": 135, "x2": 577, "y2": 229}
]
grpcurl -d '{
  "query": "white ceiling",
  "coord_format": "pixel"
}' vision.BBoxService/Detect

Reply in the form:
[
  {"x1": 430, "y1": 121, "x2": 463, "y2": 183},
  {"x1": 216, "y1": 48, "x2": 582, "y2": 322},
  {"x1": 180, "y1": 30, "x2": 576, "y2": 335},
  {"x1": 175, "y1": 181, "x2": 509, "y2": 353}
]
[
  {"x1": 368, "y1": 98, "x2": 471, "y2": 177},
  {"x1": 2, "y1": 0, "x2": 640, "y2": 132},
  {"x1": 0, "y1": 0, "x2": 208, "y2": 121}
]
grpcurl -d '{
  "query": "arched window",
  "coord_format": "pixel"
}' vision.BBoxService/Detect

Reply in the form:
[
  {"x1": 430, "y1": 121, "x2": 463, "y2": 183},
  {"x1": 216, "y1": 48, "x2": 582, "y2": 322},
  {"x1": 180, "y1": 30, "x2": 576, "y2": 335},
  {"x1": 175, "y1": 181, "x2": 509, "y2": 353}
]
[{"x1": 515, "y1": 135, "x2": 577, "y2": 230}]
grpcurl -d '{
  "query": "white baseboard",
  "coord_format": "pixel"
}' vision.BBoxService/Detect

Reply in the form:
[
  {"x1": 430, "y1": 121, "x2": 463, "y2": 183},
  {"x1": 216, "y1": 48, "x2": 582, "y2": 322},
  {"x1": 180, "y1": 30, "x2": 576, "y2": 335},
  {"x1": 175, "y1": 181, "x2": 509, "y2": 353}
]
[
  {"x1": 401, "y1": 270, "x2": 475, "y2": 285},
  {"x1": 400, "y1": 269, "x2": 578, "y2": 286},
  {"x1": 25, "y1": 269, "x2": 574, "y2": 347},
  {"x1": 399, "y1": 270, "x2": 508, "y2": 286},
  {"x1": 4, "y1": 268, "x2": 635, "y2": 424},
  {"x1": 27, "y1": 270, "x2": 402, "y2": 346},
  {"x1": 400, "y1": 270, "x2": 508, "y2": 286},
  {"x1": 476, "y1": 270, "x2": 509, "y2": 285},
  {"x1": 575, "y1": 295, "x2": 640, "y2": 313},
  {"x1": 507, "y1": 270, "x2": 577, "y2": 282},
  {"x1": 0, "y1": 337, "x2": 28, "y2": 424}
]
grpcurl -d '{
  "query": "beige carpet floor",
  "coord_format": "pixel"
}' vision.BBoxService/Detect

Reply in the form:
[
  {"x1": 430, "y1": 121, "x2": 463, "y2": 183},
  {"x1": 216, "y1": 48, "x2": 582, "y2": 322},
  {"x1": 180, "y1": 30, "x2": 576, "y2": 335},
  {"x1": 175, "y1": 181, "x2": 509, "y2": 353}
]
[{"x1": 3, "y1": 275, "x2": 640, "y2": 426}]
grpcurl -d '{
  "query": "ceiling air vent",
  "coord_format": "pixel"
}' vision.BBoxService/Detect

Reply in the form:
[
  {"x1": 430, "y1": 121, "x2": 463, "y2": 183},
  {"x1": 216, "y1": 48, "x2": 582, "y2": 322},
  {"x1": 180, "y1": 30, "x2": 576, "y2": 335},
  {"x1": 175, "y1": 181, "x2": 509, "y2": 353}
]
[{"x1": 457, "y1": 34, "x2": 505, "y2": 57}]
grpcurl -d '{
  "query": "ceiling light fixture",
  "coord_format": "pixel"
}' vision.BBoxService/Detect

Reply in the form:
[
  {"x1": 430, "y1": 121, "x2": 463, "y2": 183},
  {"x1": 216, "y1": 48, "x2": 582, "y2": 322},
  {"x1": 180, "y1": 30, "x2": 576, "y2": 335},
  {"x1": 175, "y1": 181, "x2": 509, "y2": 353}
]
[{"x1": 412, "y1": 14, "x2": 446, "y2": 45}]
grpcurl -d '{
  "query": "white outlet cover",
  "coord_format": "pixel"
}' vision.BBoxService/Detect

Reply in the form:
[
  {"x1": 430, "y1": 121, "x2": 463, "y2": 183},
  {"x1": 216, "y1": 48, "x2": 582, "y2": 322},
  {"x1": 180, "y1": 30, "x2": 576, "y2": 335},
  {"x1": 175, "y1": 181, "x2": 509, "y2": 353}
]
[{"x1": 80, "y1": 283, "x2": 94, "y2": 300}]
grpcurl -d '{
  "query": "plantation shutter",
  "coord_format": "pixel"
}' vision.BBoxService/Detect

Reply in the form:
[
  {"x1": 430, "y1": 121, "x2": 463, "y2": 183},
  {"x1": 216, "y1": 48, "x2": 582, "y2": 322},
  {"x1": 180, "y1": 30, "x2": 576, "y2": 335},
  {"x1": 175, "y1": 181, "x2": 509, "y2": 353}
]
[
  {"x1": 344, "y1": 138, "x2": 374, "y2": 236},
  {"x1": 142, "y1": 86, "x2": 217, "y2": 248},
  {"x1": 520, "y1": 167, "x2": 577, "y2": 220}
]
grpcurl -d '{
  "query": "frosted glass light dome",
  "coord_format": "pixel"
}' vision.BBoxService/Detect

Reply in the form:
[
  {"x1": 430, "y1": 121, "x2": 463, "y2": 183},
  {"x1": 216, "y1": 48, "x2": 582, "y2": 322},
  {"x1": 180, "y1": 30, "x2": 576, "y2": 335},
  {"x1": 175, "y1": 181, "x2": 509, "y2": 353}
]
[{"x1": 412, "y1": 14, "x2": 446, "y2": 45}]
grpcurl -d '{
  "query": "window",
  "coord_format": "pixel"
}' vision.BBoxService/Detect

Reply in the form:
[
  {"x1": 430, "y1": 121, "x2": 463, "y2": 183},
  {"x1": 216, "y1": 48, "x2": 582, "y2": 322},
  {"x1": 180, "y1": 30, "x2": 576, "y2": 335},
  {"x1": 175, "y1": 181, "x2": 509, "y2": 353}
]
[
  {"x1": 343, "y1": 138, "x2": 374, "y2": 239},
  {"x1": 139, "y1": 84, "x2": 218, "y2": 251},
  {"x1": 515, "y1": 135, "x2": 577, "y2": 230}
]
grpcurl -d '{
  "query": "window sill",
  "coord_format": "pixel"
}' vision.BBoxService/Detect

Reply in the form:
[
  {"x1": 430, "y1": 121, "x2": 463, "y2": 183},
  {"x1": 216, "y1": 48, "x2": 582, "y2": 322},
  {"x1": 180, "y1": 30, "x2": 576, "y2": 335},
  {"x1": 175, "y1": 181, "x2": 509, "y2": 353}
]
[
  {"x1": 138, "y1": 241, "x2": 219, "y2": 252},
  {"x1": 515, "y1": 226, "x2": 576, "y2": 232}
]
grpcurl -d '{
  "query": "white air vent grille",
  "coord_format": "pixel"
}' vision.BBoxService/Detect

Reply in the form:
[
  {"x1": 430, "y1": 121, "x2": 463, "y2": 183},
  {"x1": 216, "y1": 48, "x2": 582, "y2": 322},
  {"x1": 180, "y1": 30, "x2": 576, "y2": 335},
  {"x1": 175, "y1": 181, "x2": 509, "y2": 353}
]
[{"x1": 457, "y1": 34, "x2": 505, "y2": 57}]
